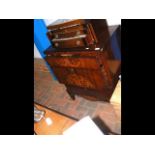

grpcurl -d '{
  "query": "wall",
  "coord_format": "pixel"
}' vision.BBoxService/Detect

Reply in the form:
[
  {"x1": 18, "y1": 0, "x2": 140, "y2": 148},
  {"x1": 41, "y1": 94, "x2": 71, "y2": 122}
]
[
  {"x1": 34, "y1": 19, "x2": 51, "y2": 58},
  {"x1": 34, "y1": 43, "x2": 42, "y2": 58},
  {"x1": 44, "y1": 19, "x2": 58, "y2": 26},
  {"x1": 107, "y1": 19, "x2": 121, "y2": 25}
]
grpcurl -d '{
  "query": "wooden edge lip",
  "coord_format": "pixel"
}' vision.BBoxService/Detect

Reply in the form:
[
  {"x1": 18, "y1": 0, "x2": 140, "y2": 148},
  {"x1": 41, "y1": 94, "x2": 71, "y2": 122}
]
[
  {"x1": 47, "y1": 19, "x2": 86, "y2": 31},
  {"x1": 44, "y1": 50, "x2": 106, "y2": 55},
  {"x1": 34, "y1": 102, "x2": 79, "y2": 121}
]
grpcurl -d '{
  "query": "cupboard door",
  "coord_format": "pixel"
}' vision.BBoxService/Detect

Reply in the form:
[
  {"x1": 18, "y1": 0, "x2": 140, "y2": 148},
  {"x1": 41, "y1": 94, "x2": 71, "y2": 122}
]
[{"x1": 52, "y1": 67, "x2": 106, "y2": 90}]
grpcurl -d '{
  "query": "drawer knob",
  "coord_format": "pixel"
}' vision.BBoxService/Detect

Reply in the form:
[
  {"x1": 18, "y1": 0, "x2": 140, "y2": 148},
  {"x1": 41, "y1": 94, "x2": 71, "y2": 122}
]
[
  {"x1": 70, "y1": 68, "x2": 75, "y2": 73},
  {"x1": 76, "y1": 40, "x2": 81, "y2": 45},
  {"x1": 76, "y1": 31, "x2": 81, "y2": 35},
  {"x1": 55, "y1": 43, "x2": 59, "y2": 47},
  {"x1": 55, "y1": 34, "x2": 59, "y2": 38}
]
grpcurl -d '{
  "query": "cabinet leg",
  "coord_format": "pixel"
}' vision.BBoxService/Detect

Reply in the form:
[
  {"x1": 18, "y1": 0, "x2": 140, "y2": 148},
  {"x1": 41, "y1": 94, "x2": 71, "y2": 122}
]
[
  {"x1": 67, "y1": 89, "x2": 75, "y2": 100},
  {"x1": 70, "y1": 93, "x2": 75, "y2": 100}
]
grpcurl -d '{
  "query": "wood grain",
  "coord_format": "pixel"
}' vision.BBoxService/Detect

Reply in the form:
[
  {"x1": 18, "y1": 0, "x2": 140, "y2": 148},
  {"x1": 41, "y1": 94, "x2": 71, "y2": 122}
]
[
  {"x1": 44, "y1": 22, "x2": 121, "y2": 102},
  {"x1": 34, "y1": 104, "x2": 76, "y2": 135}
]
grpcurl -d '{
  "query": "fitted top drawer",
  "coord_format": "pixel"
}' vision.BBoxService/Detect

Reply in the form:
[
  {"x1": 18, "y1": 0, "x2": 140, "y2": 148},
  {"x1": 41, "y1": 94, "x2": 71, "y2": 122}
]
[
  {"x1": 45, "y1": 56, "x2": 100, "y2": 70},
  {"x1": 45, "y1": 51, "x2": 104, "y2": 70}
]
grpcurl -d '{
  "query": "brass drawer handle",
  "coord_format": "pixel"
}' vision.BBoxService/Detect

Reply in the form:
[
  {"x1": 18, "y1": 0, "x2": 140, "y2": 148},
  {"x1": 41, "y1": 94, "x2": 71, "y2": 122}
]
[
  {"x1": 52, "y1": 34, "x2": 86, "y2": 42},
  {"x1": 59, "y1": 54, "x2": 80, "y2": 58},
  {"x1": 55, "y1": 43, "x2": 59, "y2": 47},
  {"x1": 47, "y1": 54, "x2": 80, "y2": 58},
  {"x1": 60, "y1": 54, "x2": 73, "y2": 57}
]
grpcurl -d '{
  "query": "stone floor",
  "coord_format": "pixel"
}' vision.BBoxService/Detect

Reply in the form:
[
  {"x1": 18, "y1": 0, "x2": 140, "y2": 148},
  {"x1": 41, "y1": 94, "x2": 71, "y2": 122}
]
[{"x1": 34, "y1": 58, "x2": 121, "y2": 134}]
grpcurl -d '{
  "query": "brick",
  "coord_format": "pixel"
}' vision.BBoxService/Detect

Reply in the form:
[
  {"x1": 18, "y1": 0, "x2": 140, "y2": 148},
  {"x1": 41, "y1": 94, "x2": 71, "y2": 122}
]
[
  {"x1": 66, "y1": 100, "x2": 79, "y2": 111},
  {"x1": 85, "y1": 108, "x2": 95, "y2": 117},
  {"x1": 62, "y1": 102, "x2": 71, "y2": 111},
  {"x1": 77, "y1": 111, "x2": 88, "y2": 119},
  {"x1": 39, "y1": 95, "x2": 50, "y2": 104},
  {"x1": 44, "y1": 97, "x2": 56, "y2": 107},
  {"x1": 83, "y1": 100, "x2": 98, "y2": 109},
  {"x1": 76, "y1": 105, "x2": 87, "y2": 112},
  {"x1": 65, "y1": 108, "x2": 77, "y2": 117},
  {"x1": 99, "y1": 113, "x2": 117, "y2": 124},
  {"x1": 53, "y1": 98, "x2": 68, "y2": 108}
]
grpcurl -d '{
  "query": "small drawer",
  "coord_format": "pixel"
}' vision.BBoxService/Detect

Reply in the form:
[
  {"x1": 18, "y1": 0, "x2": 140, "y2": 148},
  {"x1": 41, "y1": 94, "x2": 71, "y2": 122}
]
[
  {"x1": 52, "y1": 25, "x2": 86, "y2": 36},
  {"x1": 53, "y1": 30, "x2": 86, "y2": 39},
  {"x1": 53, "y1": 38, "x2": 86, "y2": 48}
]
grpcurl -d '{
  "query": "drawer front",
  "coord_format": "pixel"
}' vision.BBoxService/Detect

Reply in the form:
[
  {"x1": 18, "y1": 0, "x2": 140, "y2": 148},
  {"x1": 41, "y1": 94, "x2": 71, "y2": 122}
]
[
  {"x1": 45, "y1": 56, "x2": 100, "y2": 70},
  {"x1": 52, "y1": 25, "x2": 86, "y2": 37},
  {"x1": 54, "y1": 30, "x2": 86, "y2": 39},
  {"x1": 47, "y1": 19, "x2": 86, "y2": 31},
  {"x1": 53, "y1": 38, "x2": 86, "y2": 48},
  {"x1": 52, "y1": 67, "x2": 105, "y2": 90},
  {"x1": 47, "y1": 25, "x2": 86, "y2": 40},
  {"x1": 50, "y1": 34, "x2": 94, "y2": 49}
]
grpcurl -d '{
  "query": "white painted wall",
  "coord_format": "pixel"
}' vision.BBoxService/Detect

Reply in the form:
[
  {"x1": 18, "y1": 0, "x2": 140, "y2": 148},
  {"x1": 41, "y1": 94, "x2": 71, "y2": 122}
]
[
  {"x1": 107, "y1": 19, "x2": 121, "y2": 25},
  {"x1": 44, "y1": 19, "x2": 58, "y2": 26},
  {"x1": 34, "y1": 43, "x2": 42, "y2": 58}
]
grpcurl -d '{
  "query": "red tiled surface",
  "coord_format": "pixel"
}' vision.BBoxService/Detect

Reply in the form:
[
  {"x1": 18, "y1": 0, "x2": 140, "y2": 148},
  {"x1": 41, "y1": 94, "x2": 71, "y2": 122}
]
[{"x1": 34, "y1": 58, "x2": 121, "y2": 134}]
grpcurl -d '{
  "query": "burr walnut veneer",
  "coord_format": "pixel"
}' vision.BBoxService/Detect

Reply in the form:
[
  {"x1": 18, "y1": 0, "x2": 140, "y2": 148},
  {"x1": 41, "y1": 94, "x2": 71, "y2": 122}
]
[{"x1": 45, "y1": 19, "x2": 121, "y2": 102}]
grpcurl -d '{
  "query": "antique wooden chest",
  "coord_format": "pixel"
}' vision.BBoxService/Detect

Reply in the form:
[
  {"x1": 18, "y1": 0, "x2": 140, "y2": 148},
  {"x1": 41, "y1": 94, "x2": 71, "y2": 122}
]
[{"x1": 44, "y1": 19, "x2": 121, "y2": 102}]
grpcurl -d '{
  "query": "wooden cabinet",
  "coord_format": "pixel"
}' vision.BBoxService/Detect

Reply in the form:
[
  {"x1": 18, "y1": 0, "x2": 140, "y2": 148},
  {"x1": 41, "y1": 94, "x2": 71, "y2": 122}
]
[
  {"x1": 45, "y1": 50, "x2": 120, "y2": 101},
  {"x1": 45, "y1": 19, "x2": 121, "y2": 102},
  {"x1": 46, "y1": 19, "x2": 113, "y2": 57}
]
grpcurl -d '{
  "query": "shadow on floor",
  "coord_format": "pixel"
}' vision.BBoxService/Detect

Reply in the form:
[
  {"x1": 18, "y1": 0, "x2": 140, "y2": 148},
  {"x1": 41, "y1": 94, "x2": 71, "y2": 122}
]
[{"x1": 93, "y1": 116, "x2": 120, "y2": 135}]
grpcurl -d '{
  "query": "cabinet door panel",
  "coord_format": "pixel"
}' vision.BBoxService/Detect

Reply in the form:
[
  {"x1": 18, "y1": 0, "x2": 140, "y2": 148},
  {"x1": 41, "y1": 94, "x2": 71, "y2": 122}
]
[{"x1": 52, "y1": 67, "x2": 105, "y2": 90}]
